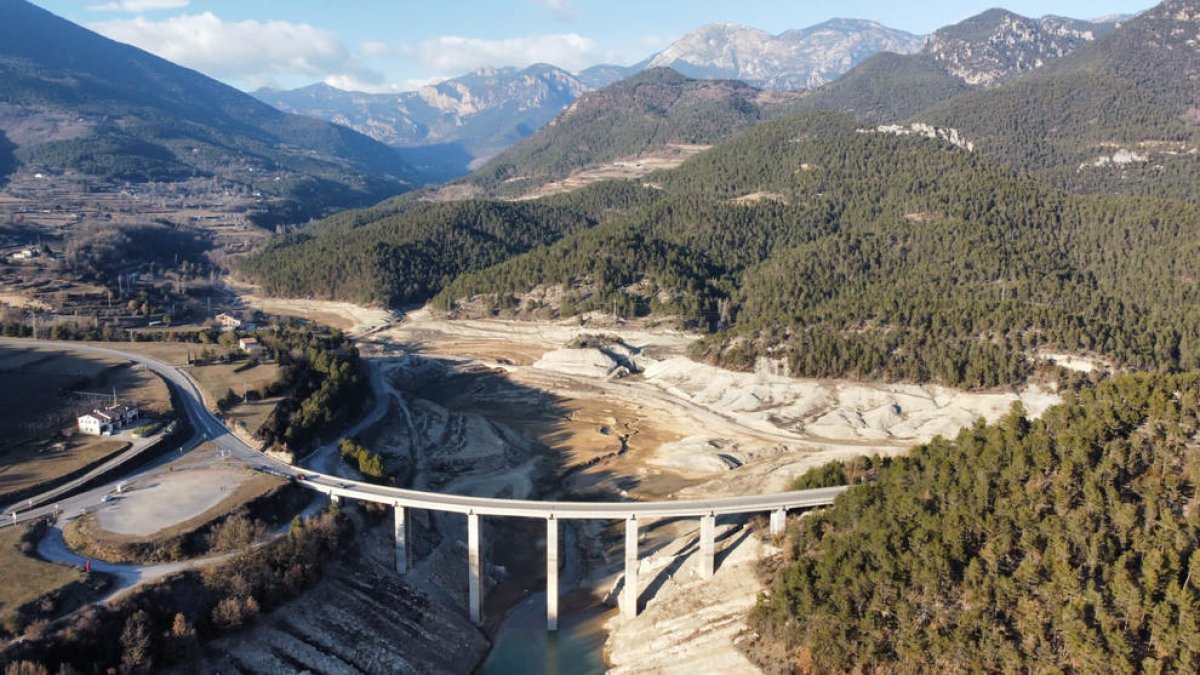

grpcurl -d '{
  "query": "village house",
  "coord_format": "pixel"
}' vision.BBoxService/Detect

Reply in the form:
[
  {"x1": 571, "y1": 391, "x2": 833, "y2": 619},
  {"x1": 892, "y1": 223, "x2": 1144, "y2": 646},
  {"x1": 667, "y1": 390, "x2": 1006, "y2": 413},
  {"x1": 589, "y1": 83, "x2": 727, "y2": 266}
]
[
  {"x1": 238, "y1": 336, "x2": 264, "y2": 357},
  {"x1": 215, "y1": 312, "x2": 242, "y2": 329},
  {"x1": 77, "y1": 402, "x2": 140, "y2": 436}
]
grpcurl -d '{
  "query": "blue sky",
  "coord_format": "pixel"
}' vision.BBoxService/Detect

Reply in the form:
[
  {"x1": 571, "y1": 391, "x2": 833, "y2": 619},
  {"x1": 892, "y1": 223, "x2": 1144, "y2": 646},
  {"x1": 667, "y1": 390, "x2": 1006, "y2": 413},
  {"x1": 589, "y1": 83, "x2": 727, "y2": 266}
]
[{"x1": 32, "y1": 0, "x2": 1151, "y2": 92}]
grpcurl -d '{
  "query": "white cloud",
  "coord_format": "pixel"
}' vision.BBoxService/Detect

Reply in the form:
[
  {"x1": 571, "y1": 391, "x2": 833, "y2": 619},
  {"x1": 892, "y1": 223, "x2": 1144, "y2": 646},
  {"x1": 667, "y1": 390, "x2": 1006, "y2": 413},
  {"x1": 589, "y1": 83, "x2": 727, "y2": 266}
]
[
  {"x1": 530, "y1": 0, "x2": 575, "y2": 20},
  {"x1": 88, "y1": 0, "x2": 189, "y2": 11},
  {"x1": 321, "y1": 74, "x2": 447, "y2": 94},
  {"x1": 404, "y1": 33, "x2": 602, "y2": 73},
  {"x1": 88, "y1": 12, "x2": 381, "y2": 90},
  {"x1": 359, "y1": 41, "x2": 393, "y2": 57}
]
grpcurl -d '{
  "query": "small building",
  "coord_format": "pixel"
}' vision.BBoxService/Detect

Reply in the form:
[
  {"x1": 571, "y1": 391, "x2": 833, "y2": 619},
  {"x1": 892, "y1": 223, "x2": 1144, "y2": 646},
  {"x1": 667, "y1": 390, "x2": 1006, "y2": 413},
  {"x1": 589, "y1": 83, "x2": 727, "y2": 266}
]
[
  {"x1": 77, "y1": 412, "x2": 110, "y2": 436},
  {"x1": 10, "y1": 248, "x2": 38, "y2": 261},
  {"x1": 216, "y1": 313, "x2": 242, "y2": 329},
  {"x1": 238, "y1": 337, "x2": 264, "y2": 357},
  {"x1": 77, "y1": 402, "x2": 140, "y2": 436}
]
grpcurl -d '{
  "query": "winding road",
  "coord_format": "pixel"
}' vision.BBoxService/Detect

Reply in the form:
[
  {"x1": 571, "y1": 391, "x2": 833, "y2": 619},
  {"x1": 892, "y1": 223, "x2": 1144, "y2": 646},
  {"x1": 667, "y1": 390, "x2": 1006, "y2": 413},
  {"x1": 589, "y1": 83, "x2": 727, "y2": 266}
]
[{"x1": 2, "y1": 338, "x2": 845, "y2": 525}]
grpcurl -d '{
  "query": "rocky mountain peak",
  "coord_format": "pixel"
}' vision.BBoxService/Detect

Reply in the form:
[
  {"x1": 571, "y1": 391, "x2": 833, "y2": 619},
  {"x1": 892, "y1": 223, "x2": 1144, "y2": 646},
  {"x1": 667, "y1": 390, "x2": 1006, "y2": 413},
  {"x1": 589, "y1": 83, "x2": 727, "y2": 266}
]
[
  {"x1": 922, "y1": 9, "x2": 1116, "y2": 86},
  {"x1": 645, "y1": 19, "x2": 924, "y2": 90}
]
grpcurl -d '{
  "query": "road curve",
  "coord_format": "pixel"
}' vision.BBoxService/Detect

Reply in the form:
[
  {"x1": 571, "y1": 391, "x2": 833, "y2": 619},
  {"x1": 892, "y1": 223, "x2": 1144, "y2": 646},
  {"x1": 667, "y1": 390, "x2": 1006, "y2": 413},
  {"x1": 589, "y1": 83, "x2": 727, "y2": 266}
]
[{"x1": 1, "y1": 338, "x2": 847, "y2": 525}]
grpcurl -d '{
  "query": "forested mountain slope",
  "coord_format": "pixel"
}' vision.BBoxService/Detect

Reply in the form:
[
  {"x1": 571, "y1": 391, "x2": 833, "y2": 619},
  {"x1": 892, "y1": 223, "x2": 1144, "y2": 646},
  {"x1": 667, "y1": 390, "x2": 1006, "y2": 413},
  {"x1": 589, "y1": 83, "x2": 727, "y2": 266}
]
[
  {"x1": 236, "y1": 199, "x2": 600, "y2": 306},
  {"x1": 748, "y1": 372, "x2": 1200, "y2": 672},
  {"x1": 0, "y1": 0, "x2": 418, "y2": 223},
  {"x1": 792, "y1": 8, "x2": 1117, "y2": 122},
  {"x1": 918, "y1": 0, "x2": 1200, "y2": 199},
  {"x1": 461, "y1": 68, "x2": 800, "y2": 197},
  {"x1": 435, "y1": 113, "x2": 1200, "y2": 387}
]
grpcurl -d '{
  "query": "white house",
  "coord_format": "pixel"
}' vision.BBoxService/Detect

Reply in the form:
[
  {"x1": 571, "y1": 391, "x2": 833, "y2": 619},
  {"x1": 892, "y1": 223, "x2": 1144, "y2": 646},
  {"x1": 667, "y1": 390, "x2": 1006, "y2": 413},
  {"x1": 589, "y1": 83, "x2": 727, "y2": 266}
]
[
  {"x1": 77, "y1": 412, "x2": 110, "y2": 436},
  {"x1": 216, "y1": 313, "x2": 242, "y2": 329},
  {"x1": 238, "y1": 337, "x2": 264, "y2": 357},
  {"x1": 77, "y1": 402, "x2": 140, "y2": 436}
]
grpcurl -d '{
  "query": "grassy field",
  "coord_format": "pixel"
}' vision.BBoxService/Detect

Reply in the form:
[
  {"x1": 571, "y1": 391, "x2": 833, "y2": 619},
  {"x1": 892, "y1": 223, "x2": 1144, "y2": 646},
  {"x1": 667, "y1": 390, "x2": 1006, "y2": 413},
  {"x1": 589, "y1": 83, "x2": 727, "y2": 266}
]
[
  {"x1": 186, "y1": 361, "x2": 281, "y2": 404},
  {"x1": 0, "y1": 345, "x2": 173, "y2": 503},
  {"x1": 0, "y1": 523, "x2": 96, "y2": 637},
  {"x1": 87, "y1": 340, "x2": 195, "y2": 366},
  {"x1": 0, "y1": 439, "x2": 129, "y2": 504},
  {"x1": 185, "y1": 361, "x2": 283, "y2": 435},
  {"x1": 0, "y1": 345, "x2": 172, "y2": 443},
  {"x1": 225, "y1": 398, "x2": 283, "y2": 437}
]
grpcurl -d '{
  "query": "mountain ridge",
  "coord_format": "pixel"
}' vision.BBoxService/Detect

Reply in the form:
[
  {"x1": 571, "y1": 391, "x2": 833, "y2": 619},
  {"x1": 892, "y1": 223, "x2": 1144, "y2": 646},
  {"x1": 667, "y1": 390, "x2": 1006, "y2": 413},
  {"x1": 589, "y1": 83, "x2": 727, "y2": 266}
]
[{"x1": 0, "y1": 0, "x2": 419, "y2": 224}]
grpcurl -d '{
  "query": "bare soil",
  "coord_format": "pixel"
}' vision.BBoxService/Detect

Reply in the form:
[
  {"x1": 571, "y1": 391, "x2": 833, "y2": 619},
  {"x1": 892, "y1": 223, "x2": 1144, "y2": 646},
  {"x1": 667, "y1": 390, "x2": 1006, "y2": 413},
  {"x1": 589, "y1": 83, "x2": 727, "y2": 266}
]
[{"x1": 91, "y1": 466, "x2": 273, "y2": 538}]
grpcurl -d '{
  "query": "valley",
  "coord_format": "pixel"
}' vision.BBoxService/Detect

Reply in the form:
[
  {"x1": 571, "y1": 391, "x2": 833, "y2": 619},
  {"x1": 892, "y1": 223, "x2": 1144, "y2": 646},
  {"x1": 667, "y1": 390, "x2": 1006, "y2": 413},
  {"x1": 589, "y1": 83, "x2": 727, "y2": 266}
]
[{"x1": 2, "y1": 0, "x2": 1199, "y2": 673}]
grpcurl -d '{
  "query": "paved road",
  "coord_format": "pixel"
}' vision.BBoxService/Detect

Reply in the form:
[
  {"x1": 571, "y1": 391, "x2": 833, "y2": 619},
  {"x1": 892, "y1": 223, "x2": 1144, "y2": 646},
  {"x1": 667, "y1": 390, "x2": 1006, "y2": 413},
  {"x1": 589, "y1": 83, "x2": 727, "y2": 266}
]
[
  {"x1": 0, "y1": 338, "x2": 265, "y2": 529},
  {"x1": 2, "y1": 339, "x2": 846, "y2": 527},
  {"x1": 3, "y1": 428, "x2": 166, "y2": 516}
]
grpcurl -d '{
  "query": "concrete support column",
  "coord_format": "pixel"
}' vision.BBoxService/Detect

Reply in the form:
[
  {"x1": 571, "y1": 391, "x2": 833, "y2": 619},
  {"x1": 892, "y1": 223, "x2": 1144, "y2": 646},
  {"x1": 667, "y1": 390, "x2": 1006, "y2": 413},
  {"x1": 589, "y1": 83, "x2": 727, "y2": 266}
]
[
  {"x1": 394, "y1": 504, "x2": 411, "y2": 574},
  {"x1": 330, "y1": 493, "x2": 341, "y2": 505},
  {"x1": 769, "y1": 508, "x2": 786, "y2": 537},
  {"x1": 547, "y1": 516, "x2": 559, "y2": 631},
  {"x1": 699, "y1": 514, "x2": 716, "y2": 578},
  {"x1": 623, "y1": 515, "x2": 639, "y2": 619},
  {"x1": 468, "y1": 512, "x2": 483, "y2": 624}
]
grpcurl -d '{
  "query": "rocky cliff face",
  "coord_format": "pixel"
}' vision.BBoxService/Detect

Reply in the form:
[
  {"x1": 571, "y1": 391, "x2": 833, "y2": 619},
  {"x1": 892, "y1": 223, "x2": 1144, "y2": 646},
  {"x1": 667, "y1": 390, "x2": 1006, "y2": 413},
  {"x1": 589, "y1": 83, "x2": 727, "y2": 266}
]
[
  {"x1": 644, "y1": 20, "x2": 926, "y2": 90},
  {"x1": 922, "y1": 9, "x2": 1118, "y2": 86},
  {"x1": 255, "y1": 64, "x2": 587, "y2": 161}
]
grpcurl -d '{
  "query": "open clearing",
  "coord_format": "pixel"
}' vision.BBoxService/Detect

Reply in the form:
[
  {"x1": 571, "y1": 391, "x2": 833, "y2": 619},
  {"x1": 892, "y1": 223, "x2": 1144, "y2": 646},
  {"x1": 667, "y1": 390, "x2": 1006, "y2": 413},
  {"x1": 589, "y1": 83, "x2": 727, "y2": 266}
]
[
  {"x1": 94, "y1": 466, "x2": 275, "y2": 537},
  {"x1": 186, "y1": 361, "x2": 281, "y2": 403},
  {"x1": 0, "y1": 439, "x2": 129, "y2": 504},
  {"x1": 0, "y1": 524, "x2": 83, "y2": 628},
  {"x1": 511, "y1": 144, "x2": 712, "y2": 201},
  {"x1": 229, "y1": 280, "x2": 392, "y2": 335}
]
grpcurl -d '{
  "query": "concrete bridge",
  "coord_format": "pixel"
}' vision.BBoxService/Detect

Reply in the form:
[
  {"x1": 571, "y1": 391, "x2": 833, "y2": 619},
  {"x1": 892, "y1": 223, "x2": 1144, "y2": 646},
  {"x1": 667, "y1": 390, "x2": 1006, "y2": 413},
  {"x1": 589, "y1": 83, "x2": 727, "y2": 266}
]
[
  {"x1": 304, "y1": 475, "x2": 846, "y2": 629},
  {"x1": 0, "y1": 339, "x2": 847, "y2": 631}
]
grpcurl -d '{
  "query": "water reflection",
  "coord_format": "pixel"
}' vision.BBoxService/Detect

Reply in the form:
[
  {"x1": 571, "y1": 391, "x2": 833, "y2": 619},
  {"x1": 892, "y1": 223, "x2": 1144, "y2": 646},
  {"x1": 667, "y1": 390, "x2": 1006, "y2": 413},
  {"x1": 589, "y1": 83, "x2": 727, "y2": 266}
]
[{"x1": 480, "y1": 592, "x2": 611, "y2": 675}]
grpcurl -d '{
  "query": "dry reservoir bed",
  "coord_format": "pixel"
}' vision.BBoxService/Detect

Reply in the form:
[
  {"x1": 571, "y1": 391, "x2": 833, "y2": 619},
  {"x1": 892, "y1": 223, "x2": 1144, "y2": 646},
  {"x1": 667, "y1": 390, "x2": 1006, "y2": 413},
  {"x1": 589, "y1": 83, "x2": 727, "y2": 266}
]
[{"x1": 379, "y1": 310, "x2": 1060, "y2": 499}]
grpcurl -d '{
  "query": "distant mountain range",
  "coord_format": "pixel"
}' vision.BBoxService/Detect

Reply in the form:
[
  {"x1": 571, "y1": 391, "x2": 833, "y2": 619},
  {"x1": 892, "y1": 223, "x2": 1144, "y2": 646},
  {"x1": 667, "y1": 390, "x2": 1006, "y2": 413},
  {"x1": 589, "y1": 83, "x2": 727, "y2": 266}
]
[
  {"x1": 0, "y1": 0, "x2": 419, "y2": 225},
  {"x1": 251, "y1": 10, "x2": 1129, "y2": 182},
  {"x1": 254, "y1": 64, "x2": 595, "y2": 182},
  {"x1": 253, "y1": 18, "x2": 928, "y2": 179},
  {"x1": 794, "y1": 9, "x2": 1122, "y2": 122},
  {"x1": 642, "y1": 19, "x2": 925, "y2": 90}
]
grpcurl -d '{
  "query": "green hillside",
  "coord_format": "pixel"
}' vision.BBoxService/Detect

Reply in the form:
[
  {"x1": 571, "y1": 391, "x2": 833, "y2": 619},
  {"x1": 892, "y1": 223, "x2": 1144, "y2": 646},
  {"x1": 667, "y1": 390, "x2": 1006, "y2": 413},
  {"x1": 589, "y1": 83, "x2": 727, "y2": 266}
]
[
  {"x1": 464, "y1": 68, "x2": 789, "y2": 197},
  {"x1": 917, "y1": 0, "x2": 1200, "y2": 199},
  {"x1": 748, "y1": 372, "x2": 1200, "y2": 672},
  {"x1": 435, "y1": 112, "x2": 1200, "y2": 387},
  {"x1": 790, "y1": 52, "x2": 969, "y2": 122},
  {"x1": 237, "y1": 200, "x2": 598, "y2": 306}
]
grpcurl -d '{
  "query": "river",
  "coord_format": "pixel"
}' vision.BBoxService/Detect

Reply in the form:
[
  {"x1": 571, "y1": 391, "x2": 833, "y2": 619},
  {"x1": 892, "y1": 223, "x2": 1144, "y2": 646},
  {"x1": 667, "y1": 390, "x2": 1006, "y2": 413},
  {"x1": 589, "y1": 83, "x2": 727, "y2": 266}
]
[
  {"x1": 479, "y1": 591, "x2": 612, "y2": 675},
  {"x1": 480, "y1": 518, "x2": 612, "y2": 674}
]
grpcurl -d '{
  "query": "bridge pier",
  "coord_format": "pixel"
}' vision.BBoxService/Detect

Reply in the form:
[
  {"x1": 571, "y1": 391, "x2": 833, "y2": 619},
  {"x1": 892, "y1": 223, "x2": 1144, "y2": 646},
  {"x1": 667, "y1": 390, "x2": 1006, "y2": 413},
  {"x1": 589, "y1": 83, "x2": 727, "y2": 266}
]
[
  {"x1": 699, "y1": 514, "x2": 716, "y2": 578},
  {"x1": 468, "y1": 512, "x2": 483, "y2": 624},
  {"x1": 769, "y1": 508, "x2": 786, "y2": 537},
  {"x1": 547, "y1": 516, "x2": 558, "y2": 631},
  {"x1": 623, "y1": 515, "x2": 639, "y2": 619},
  {"x1": 394, "y1": 504, "x2": 411, "y2": 574}
]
